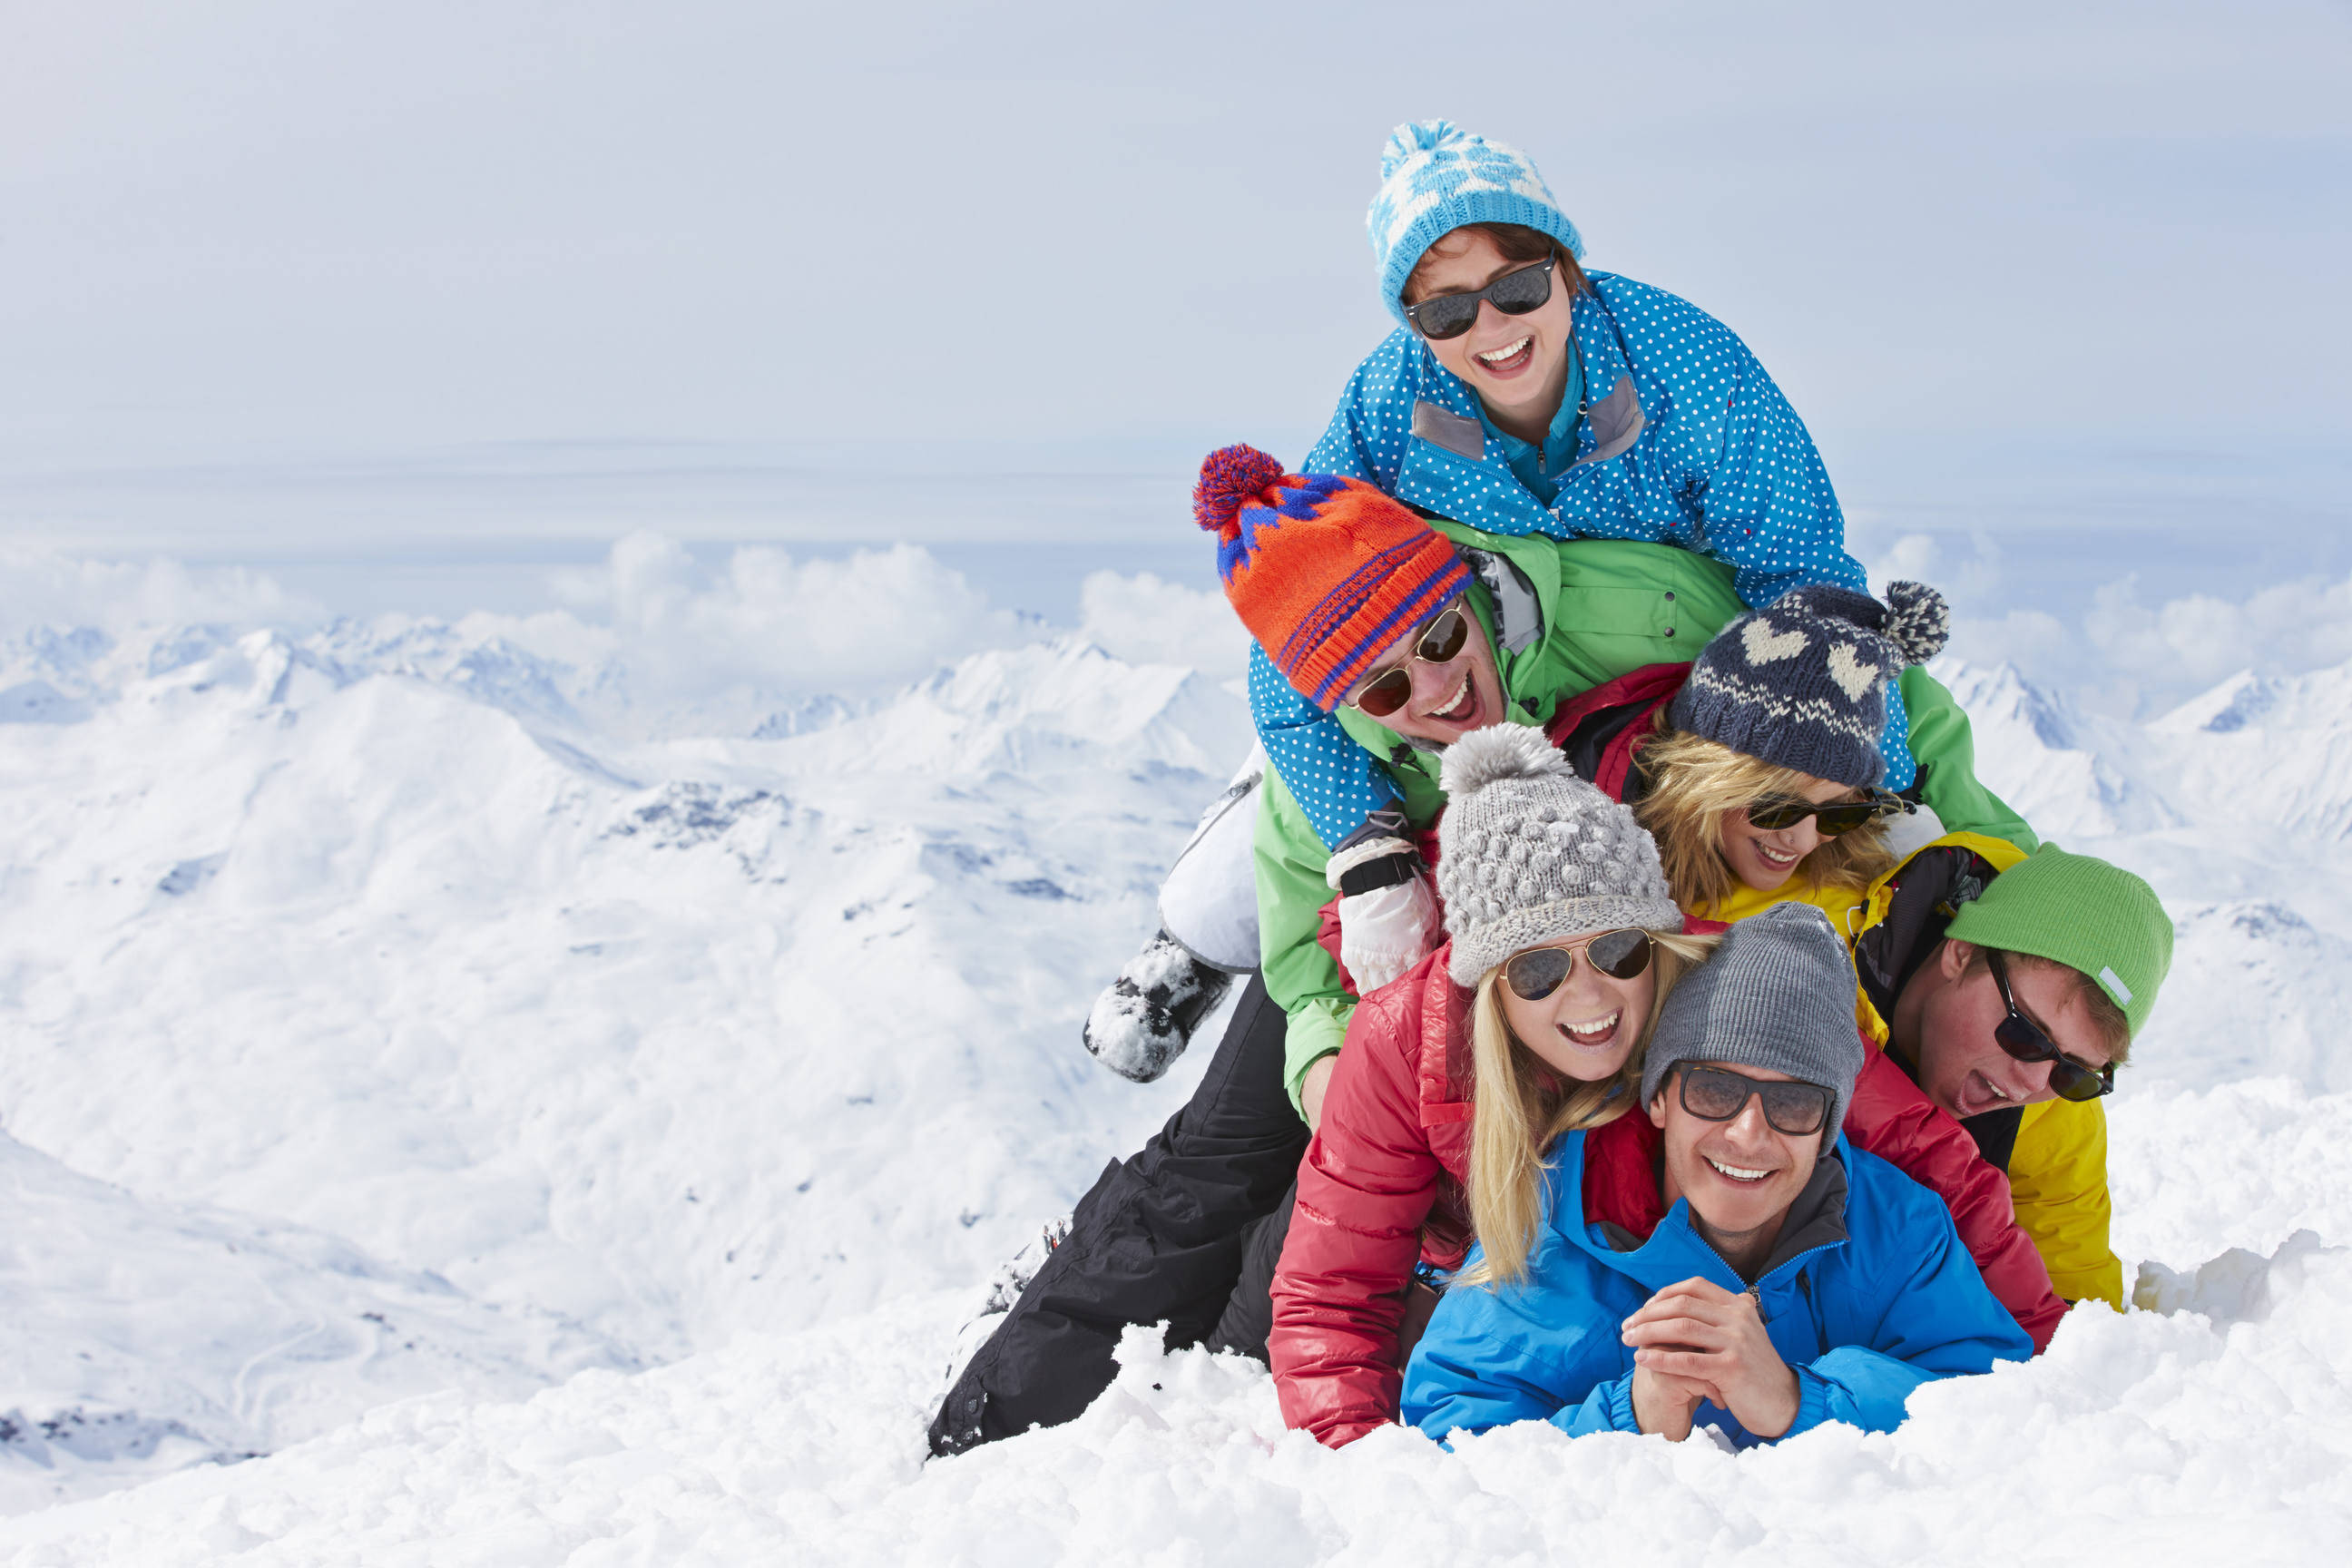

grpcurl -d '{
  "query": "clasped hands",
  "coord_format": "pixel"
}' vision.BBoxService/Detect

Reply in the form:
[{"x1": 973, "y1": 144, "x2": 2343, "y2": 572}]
[{"x1": 1620, "y1": 1278, "x2": 1800, "y2": 1441}]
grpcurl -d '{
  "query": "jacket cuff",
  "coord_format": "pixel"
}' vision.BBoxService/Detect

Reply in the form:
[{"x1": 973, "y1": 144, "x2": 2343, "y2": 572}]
[
  {"x1": 1603, "y1": 1373, "x2": 1642, "y2": 1433},
  {"x1": 1785, "y1": 1365, "x2": 1830, "y2": 1438}
]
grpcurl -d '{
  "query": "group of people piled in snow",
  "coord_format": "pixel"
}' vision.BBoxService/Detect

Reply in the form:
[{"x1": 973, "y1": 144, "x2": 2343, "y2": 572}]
[{"x1": 929, "y1": 121, "x2": 2174, "y2": 1455}]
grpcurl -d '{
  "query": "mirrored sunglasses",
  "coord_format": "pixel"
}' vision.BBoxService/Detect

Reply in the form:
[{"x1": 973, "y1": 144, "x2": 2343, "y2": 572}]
[
  {"x1": 1502, "y1": 929, "x2": 1655, "y2": 1000},
  {"x1": 1402, "y1": 257, "x2": 1556, "y2": 341},
  {"x1": 1346, "y1": 604, "x2": 1472, "y2": 720}
]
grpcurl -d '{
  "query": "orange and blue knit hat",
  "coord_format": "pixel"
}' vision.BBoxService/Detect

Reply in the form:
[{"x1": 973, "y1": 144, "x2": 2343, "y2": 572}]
[{"x1": 1193, "y1": 444, "x2": 1472, "y2": 711}]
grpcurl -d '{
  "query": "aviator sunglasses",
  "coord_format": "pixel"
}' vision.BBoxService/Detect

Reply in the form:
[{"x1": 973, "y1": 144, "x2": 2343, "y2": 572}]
[
  {"x1": 1346, "y1": 604, "x2": 1472, "y2": 720},
  {"x1": 1985, "y1": 949, "x2": 2114, "y2": 1102},
  {"x1": 1502, "y1": 929, "x2": 1656, "y2": 1000},
  {"x1": 1744, "y1": 788, "x2": 1913, "y2": 837},
  {"x1": 1677, "y1": 1064, "x2": 1834, "y2": 1137},
  {"x1": 1402, "y1": 256, "x2": 1556, "y2": 341}
]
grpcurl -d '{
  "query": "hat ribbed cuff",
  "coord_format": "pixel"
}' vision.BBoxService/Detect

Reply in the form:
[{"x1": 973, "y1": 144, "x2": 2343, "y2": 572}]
[
  {"x1": 1283, "y1": 537, "x2": 1473, "y2": 711},
  {"x1": 1446, "y1": 893, "x2": 1685, "y2": 987}
]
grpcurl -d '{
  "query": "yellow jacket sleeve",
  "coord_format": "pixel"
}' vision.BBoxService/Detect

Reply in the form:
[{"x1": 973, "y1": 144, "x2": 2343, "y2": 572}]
[{"x1": 2008, "y1": 1096, "x2": 2122, "y2": 1309}]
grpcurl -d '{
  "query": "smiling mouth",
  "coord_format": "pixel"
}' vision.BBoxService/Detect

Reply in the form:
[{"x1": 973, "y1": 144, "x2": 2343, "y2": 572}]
[
  {"x1": 1704, "y1": 1155, "x2": 1775, "y2": 1185},
  {"x1": 1556, "y1": 1009, "x2": 1622, "y2": 1050},
  {"x1": 1755, "y1": 843, "x2": 1801, "y2": 869},
  {"x1": 1959, "y1": 1070, "x2": 2017, "y2": 1116},
  {"x1": 1473, "y1": 335, "x2": 1534, "y2": 373}
]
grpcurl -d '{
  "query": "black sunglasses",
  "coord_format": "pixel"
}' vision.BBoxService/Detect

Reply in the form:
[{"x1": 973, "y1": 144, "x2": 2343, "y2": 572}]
[
  {"x1": 1345, "y1": 604, "x2": 1472, "y2": 720},
  {"x1": 1502, "y1": 930, "x2": 1655, "y2": 1000},
  {"x1": 1677, "y1": 1064, "x2": 1835, "y2": 1137},
  {"x1": 1985, "y1": 949, "x2": 2114, "y2": 1102},
  {"x1": 1402, "y1": 257, "x2": 1555, "y2": 341},
  {"x1": 1745, "y1": 788, "x2": 1913, "y2": 836}
]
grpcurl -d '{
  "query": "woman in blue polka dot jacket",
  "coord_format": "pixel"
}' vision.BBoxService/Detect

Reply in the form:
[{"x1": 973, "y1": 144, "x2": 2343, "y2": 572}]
[{"x1": 1256, "y1": 120, "x2": 1940, "y2": 980}]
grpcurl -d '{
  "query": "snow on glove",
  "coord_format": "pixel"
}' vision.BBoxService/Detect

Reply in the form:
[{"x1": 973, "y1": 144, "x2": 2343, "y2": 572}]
[{"x1": 1327, "y1": 837, "x2": 1440, "y2": 995}]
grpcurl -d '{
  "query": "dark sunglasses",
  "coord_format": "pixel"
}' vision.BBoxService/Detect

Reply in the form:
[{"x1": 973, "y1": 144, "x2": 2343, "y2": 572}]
[
  {"x1": 1744, "y1": 788, "x2": 1913, "y2": 837},
  {"x1": 1402, "y1": 256, "x2": 1556, "y2": 341},
  {"x1": 1678, "y1": 1064, "x2": 1835, "y2": 1137},
  {"x1": 1502, "y1": 929, "x2": 1655, "y2": 1000},
  {"x1": 1986, "y1": 949, "x2": 2114, "y2": 1102},
  {"x1": 1346, "y1": 604, "x2": 1472, "y2": 720}
]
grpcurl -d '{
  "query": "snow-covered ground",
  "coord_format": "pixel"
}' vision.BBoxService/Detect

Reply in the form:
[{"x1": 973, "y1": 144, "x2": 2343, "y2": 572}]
[{"x1": 2, "y1": 556, "x2": 2349, "y2": 1559}]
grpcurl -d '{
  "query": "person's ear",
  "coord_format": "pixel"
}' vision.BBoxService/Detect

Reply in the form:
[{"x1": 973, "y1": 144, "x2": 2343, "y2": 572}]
[
  {"x1": 1938, "y1": 937, "x2": 1974, "y2": 984},
  {"x1": 1647, "y1": 1079, "x2": 1671, "y2": 1130}
]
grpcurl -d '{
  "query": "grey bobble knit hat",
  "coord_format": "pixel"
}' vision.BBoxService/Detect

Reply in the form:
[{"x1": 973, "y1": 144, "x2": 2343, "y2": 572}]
[
  {"x1": 1436, "y1": 724, "x2": 1681, "y2": 986},
  {"x1": 1641, "y1": 901, "x2": 1866, "y2": 1134},
  {"x1": 1666, "y1": 581, "x2": 1951, "y2": 789}
]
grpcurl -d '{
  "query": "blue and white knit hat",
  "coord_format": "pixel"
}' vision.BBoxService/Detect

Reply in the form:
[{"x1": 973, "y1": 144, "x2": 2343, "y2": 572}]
[
  {"x1": 1666, "y1": 582, "x2": 1951, "y2": 789},
  {"x1": 1367, "y1": 120, "x2": 1586, "y2": 328}
]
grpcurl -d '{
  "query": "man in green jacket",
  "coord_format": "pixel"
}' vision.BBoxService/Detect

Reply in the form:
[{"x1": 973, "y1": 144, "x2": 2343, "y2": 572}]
[{"x1": 1258, "y1": 514, "x2": 2034, "y2": 1129}]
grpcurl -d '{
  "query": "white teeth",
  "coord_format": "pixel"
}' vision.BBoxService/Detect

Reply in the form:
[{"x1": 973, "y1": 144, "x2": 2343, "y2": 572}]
[
  {"x1": 1560, "y1": 1010, "x2": 1622, "y2": 1038},
  {"x1": 1706, "y1": 1157, "x2": 1771, "y2": 1182},
  {"x1": 1758, "y1": 845, "x2": 1798, "y2": 866},
  {"x1": 1426, "y1": 672, "x2": 1470, "y2": 718},
  {"x1": 1475, "y1": 336, "x2": 1532, "y2": 366}
]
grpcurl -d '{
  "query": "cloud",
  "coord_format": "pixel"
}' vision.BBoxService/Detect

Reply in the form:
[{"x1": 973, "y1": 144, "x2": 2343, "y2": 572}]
[
  {"x1": 541, "y1": 533, "x2": 1025, "y2": 717},
  {"x1": 2082, "y1": 573, "x2": 2352, "y2": 695},
  {"x1": 0, "y1": 546, "x2": 317, "y2": 646},
  {"x1": 1075, "y1": 572, "x2": 1249, "y2": 681}
]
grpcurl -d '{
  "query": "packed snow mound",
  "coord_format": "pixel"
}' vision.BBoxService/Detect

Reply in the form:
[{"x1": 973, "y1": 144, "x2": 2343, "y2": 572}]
[
  {"x1": 3, "y1": 1198, "x2": 2347, "y2": 1564},
  {"x1": 0, "y1": 1132, "x2": 627, "y2": 1515}
]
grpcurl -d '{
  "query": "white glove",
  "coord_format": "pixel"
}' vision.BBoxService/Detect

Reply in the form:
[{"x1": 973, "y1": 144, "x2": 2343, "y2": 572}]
[{"x1": 1327, "y1": 838, "x2": 1442, "y2": 995}]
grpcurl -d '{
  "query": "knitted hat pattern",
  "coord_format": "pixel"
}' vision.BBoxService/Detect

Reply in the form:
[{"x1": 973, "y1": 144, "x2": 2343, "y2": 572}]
[
  {"x1": 1367, "y1": 120, "x2": 1587, "y2": 329},
  {"x1": 1642, "y1": 901, "x2": 1867, "y2": 1135},
  {"x1": 1435, "y1": 724, "x2": 1682, "y2": 986},
  {"x1": 1666, "y1": 581, "x2": 1952, "y2": 789},
  {"x1": 1945, "y1": 843, "x2": 2175, "y2": 1039},
  {"x1": 1193, "y1": 444, "x2": 1472, "y2": 712}
]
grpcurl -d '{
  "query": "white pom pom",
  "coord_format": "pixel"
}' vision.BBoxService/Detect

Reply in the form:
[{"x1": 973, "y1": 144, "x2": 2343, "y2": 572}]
[
  {"x1": 1882, "y1": 581, "x2": 1952, "y2": 667},
  {"x1": 1439, "y1": 723, "x2": 1571, "y2": 799}
]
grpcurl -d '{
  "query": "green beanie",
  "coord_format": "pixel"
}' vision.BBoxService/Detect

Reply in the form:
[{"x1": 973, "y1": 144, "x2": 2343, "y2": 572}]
[{"x1": 1944, "y1": 844, "x2": 2173, "y2": 1038}]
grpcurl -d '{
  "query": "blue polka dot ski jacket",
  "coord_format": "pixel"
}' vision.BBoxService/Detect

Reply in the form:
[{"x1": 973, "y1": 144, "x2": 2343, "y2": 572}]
[{"x1": 1250, "y1": 270, "x2": 1912, "y2": 849}]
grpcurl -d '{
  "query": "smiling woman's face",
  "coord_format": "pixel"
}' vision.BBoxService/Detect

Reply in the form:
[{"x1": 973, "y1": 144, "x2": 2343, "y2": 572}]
[
  {"x1": 1718, "y1": 775, "x2": 1857, "y2": 893},
  {"x1": 1405, "y1": 228, "x2": 1577, "y2": 437},
  {"x1": 1495, "y1": 931, "x2": 1661, "y2": 1084}
]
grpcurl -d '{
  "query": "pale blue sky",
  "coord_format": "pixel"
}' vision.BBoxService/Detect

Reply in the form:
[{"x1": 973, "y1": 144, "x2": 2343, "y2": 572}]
[{"x1": 2, "y1": 0, "x2": 2346, "y2": 613}]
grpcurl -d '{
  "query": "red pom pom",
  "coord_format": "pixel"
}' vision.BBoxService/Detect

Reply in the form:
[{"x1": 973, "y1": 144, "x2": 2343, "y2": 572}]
[{"x1": 1191, "y1": 444, "x2": 1288, "y2": 534}]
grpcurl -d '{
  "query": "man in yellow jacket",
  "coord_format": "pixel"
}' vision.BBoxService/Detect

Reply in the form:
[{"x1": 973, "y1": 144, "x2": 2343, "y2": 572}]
[{"x1": 1848, "y1": 840, "x2": 2174, "y2": 1308}]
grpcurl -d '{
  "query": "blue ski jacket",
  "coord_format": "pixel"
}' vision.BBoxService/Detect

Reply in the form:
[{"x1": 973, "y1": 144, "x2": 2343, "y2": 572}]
[
  {"x1": 1402, "y1": 1132, "x2": 2033, "y2": 1447},
  {"x1": 1254, "y1": 270, "x2": 1911, "y2": 849}
]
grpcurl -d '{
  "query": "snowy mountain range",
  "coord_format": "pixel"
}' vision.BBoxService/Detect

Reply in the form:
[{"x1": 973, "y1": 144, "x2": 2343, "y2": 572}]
[{"x1": 0, "y1": 600, "x2": 2347, "y2": 1557}]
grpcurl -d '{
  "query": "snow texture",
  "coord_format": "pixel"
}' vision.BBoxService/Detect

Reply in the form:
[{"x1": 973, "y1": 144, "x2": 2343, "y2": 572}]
[{"x1": 0, "y1": 571, "x2": 2350, "y2": 1558}]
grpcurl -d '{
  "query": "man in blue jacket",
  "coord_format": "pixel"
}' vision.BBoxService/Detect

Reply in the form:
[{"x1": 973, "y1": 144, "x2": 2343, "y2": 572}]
[{"x1": 1405, "y1": 902, "x2": 2033, "y2": 1446}]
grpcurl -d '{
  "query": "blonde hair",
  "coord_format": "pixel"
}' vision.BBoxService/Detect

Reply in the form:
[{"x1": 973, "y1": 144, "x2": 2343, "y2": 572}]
[
  {"x1": 1632, "y1": 718, "x2": 1896, "y2": 914},
  {"x1": 1459, "y1": 929, "x2": 1720, "y2": 1288}
]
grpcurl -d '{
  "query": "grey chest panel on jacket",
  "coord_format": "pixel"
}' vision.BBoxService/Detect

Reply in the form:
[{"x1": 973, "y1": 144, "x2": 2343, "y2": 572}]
[{"x1": 1410, "y1": 401, "x2": 1487, "y2": 462}]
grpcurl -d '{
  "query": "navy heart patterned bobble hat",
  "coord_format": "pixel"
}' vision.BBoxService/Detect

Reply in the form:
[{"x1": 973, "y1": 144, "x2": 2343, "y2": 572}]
[{"x1": 1665, "y1": 582, "x2": 1951, "y2": 789}]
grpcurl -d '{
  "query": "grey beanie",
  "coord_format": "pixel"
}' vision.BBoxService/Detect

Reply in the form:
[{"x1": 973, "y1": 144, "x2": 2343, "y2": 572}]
[
  {"x1": 1640, "y1": 901, "x2": 1866, "y2": 1134},
  {"x1": 1436, "y1": 724, "x2": 1681, "y2": 986},
  {"x1": 1666, "y1": 581, "x2": 1951, "y2": 788}
]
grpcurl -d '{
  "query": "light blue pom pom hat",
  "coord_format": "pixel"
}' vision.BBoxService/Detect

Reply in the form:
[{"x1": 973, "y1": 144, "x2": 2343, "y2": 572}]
[{"x1": 1367, "y1": 120, "x2": 1586, "y2": 329}]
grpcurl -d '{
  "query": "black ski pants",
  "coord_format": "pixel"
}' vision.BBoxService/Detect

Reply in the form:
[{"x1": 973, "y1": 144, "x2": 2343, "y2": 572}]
[{"x1": 928, "y1": 973, "x2": 1304, "y2": 1455}]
